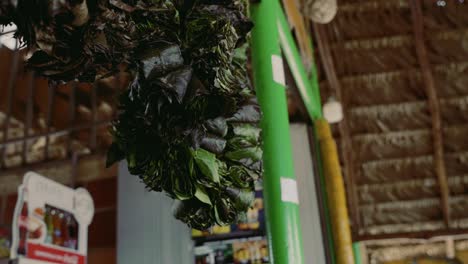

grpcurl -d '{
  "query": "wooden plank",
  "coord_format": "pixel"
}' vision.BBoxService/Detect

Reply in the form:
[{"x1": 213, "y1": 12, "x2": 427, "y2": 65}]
[
  {"x1": 357, "y1": 228, "x2": 468, "y2": 242},
  {"x1": 409, "y1": 0, "x2": 451, "y2": 228},
  {"x1": 313, "y1": 23, "x2": 362, "y2": 236},
  {"x1": 281, "y1": 0, "x2": 314, "y2": 73}
]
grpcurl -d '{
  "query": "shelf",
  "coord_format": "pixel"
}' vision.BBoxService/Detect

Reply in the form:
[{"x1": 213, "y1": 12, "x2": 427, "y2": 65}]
[{"x1": 193, "y1": 229, "x2": 265, "y2": 246}]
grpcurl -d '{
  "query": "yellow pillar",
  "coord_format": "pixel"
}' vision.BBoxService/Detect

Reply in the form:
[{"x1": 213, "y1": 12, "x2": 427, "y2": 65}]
[{"x1": 315, "y1": 118, "x2": 355, "y2": 264}]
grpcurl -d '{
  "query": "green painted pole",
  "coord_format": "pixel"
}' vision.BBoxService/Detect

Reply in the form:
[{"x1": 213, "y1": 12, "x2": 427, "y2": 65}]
[
  {"x1": 353, "y1": 243, "x2": 363, "y2": 264},
  {"x1": 276, "y1": 5, "x2": 339, "y2": 264},
  {"x1": 276, "y1": 8, "x2": 322, "y2": 119},
  {"x1": 250, "y1": 1, "x2": 305, "y2": 263}
]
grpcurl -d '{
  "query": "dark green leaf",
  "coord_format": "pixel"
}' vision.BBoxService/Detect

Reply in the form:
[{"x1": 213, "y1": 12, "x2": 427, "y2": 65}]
[
  {"x1": 225, "y1": 147, "x2": 262, "y2": 166},
  {"x1": 195, "y1": 186, "x2": 212, "y2": 206},
  {"x1": 139, "y1": 44, "x2": 184, "y2": 81},
  {"x1": 157, "y1": 66, "x2": 193, "y2": 103},
  {"x1": 172, "y1": 172, "x2": 194, "y2": 200},
  {"x1": 232, "y1": 124, "x2": 261, "y2": 143},
  {"x1": 200, "y1": 135, "x2": 226, "y2": 154},
  {"x1": 227, "y1": 104, "x2": 261, "y2": 123},
  {"x1": 214, "y1": 199, "x2": 236, "y2": 226},
  {"x1": 191, "y1": 148, "x2": 220, "y2": 183},
  {"x1": 205, "y1": 117, "x2": 228, "y2": 137},
  {"x1": 225, "y1": 187, "x2": 254, "y2": 211}
]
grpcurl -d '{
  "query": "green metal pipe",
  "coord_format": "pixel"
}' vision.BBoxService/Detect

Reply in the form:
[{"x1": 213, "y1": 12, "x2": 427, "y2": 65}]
[
  {"x1": 276, "y1": 5, "x2": 339, "y2": 264},
  {"x1": 353, "y1": 243, "x2": 363, "y2": 264},
  {"x1": 276, "y1": 8, "x2": 322, "y2": 120},
  {"x1": 250, "y1": 1, "x2": 305, "y2": 263}
]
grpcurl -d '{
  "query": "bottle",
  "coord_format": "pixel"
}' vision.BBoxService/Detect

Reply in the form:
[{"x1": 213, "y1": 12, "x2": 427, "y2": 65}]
[
  {"x1": 66, "y1": 215, "x2": 78, "y2": 250},
  {"x1": 45, "y1": 207, "x2": 54, "y2": 244},
  {"x1": 214, "y1": 249, "x2": 225, "y2": 264},
  {"x1": 17, "y1": 189, "x2": 29, "y2": 256},
  {"x1": 61, "y1": 213, "x2": 70, "y2": 248},
  {"x1": 52, "y1": 210, "x2": 64, "y2": 246}
]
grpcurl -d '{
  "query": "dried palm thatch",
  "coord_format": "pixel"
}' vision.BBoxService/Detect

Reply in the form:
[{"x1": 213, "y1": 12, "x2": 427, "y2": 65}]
[
  {"x1": 313, "y1": 0, "x2": 468, "y2": 238},
  {"x1": 362, "y1": 236, "x2": 468, "y2": 264}
]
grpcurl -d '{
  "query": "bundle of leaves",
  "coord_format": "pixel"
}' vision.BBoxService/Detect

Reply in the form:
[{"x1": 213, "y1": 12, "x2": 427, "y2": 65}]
[
  {"x1": 0, "y1": 0, "x2": 179, "y2": 81},
  {"x1": 2, "y1": 0, "x2": 261, "y2": 229},
  {"x1": 105, "y1": 0, "x2": 262, "y2": 229}
]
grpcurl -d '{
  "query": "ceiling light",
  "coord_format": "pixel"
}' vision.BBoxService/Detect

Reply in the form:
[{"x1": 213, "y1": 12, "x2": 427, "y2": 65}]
[{"x1": 323, "y1": 97, "x2": 343, "y2": 124}]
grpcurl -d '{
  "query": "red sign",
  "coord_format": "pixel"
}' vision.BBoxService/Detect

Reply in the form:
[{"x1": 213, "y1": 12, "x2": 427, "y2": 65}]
[{"x1": 27, "y1": 243, "x2": 85, "y2": 264}]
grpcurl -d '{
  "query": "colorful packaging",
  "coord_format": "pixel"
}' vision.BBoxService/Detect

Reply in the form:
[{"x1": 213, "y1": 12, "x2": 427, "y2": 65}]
[
  {"x1": 0, "y1": 226, "x2": 10, "y2": 259},
  {"x1": 233, "y1": 239, "x2": 269, "y2": 264},
  {"x1": 232, "y1": 191, "x2": 264, "y2": 232}
]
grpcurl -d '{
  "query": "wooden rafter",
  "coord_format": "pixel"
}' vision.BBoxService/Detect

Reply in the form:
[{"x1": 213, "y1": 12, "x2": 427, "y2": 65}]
[
  {"x1": 313, "y1": 24, "x2": 362, "y2": 235},
  {"x1": 281, "y1": 0, "x2": 314, "y2": 73},
  {"x1": 409, "y1": 0, "x2": 451, "y2": 228}
]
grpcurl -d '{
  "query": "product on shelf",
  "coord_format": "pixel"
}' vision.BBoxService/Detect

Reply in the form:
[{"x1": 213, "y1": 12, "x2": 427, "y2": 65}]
[
  {"x1": 17, "y1": 188, "x2": 28, "y2": 256},
  {"x1": 0, "y1": 227, "x2": 10, "y2": 259},
  {"x1": 192, "y1": 189, "x2": 268, "y2": 264},
  {"x1": 195, "y1": 237, "x2": 269, "y2": 264},
  {"x1": 236, "y1": 193, "x2": 264, "y2": 232},
  {"x1": 192, "y1": 191, "x2": 265, "y2": 240}
]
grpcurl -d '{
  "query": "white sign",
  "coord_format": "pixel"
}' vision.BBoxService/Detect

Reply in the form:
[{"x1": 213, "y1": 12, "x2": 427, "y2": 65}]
[
  {"x1": 280, "y1": 178, "x2": 300, "y2": 204},
  {"x1": 10, "y1": 172, "x2": 95, "y2": 264}
]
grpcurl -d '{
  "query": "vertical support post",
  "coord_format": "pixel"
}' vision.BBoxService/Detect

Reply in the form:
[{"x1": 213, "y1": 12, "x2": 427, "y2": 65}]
[
  {"x1": 315, "y1": 118, "x2": 355, "y2": 264},
  {"x1": 0, "y1": 47, "x2": 20, "y2": 168},
  {"x1": 250, "y1": 1, "x2": 304, "y2": 263},
  {"x1": 44, "y1": 82, "x2": 55, "y2": 160},
  {"x1": 353, "y1": 243, "x2": 362, "y2": 264},
  {"x1": 22, "y1": 71, "x2": 35, "y2": 165},
  {"x1": 277, "y1": 9, "x2": 322, "y2": 119},
  {"x1": 90, "y1": 82, "x2": 98, "y2": 150},
  {"x1": 307, "y1": 127, "x2": 337, "y2": 264},
  {"x1": 313, "y1": 23, "x2": 361, "y2": 236},
  {"x1": 409, "y1": 0, "x2": 451, "y2": 228}
]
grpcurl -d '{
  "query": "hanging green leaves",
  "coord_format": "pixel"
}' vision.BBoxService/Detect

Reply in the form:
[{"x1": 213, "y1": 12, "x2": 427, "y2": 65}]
[{"x1": 2, "y1": 0, "x2": 261, "y2": 229}]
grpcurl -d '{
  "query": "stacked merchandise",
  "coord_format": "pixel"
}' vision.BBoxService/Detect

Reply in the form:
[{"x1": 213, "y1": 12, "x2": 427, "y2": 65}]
[
  {"x1": 42, "y1": 205, "x2": 79, "y2": 250},
  {"x1": 195, "y1": 238, "x2": 269, "y2": 264},
  {"x1": 15, "y1": 198, "x2": 80, "y2": 257},
  {"x1": 193, "y1": 188, "x2": 269, "y2": 263}
]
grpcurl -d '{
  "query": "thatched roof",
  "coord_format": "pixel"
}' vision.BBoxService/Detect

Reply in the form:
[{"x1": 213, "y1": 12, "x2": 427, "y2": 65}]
[
  {"x1": 313, "y1": 0, "x2": 468, "y2": 239},
  {"x1": 361, "y1": 235, "x2": 468, "y2": 263}
]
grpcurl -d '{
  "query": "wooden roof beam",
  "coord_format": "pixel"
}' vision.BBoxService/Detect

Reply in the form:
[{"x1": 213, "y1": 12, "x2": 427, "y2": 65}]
[
  {"x1": 313, "y1": 24, "x2": 362, "y2": 236},
  {"x1": 409, "y1": 0, "x2": 451, "y2": 228}
]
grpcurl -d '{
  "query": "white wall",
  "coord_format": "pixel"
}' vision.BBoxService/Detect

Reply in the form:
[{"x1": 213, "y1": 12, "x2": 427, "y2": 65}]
[
  {"x1": 117, "y1": 162, "x2": 193, "y2": 264},
  {"x1": 290, "y1": 123, "x2": 327, "y2": 264}
]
